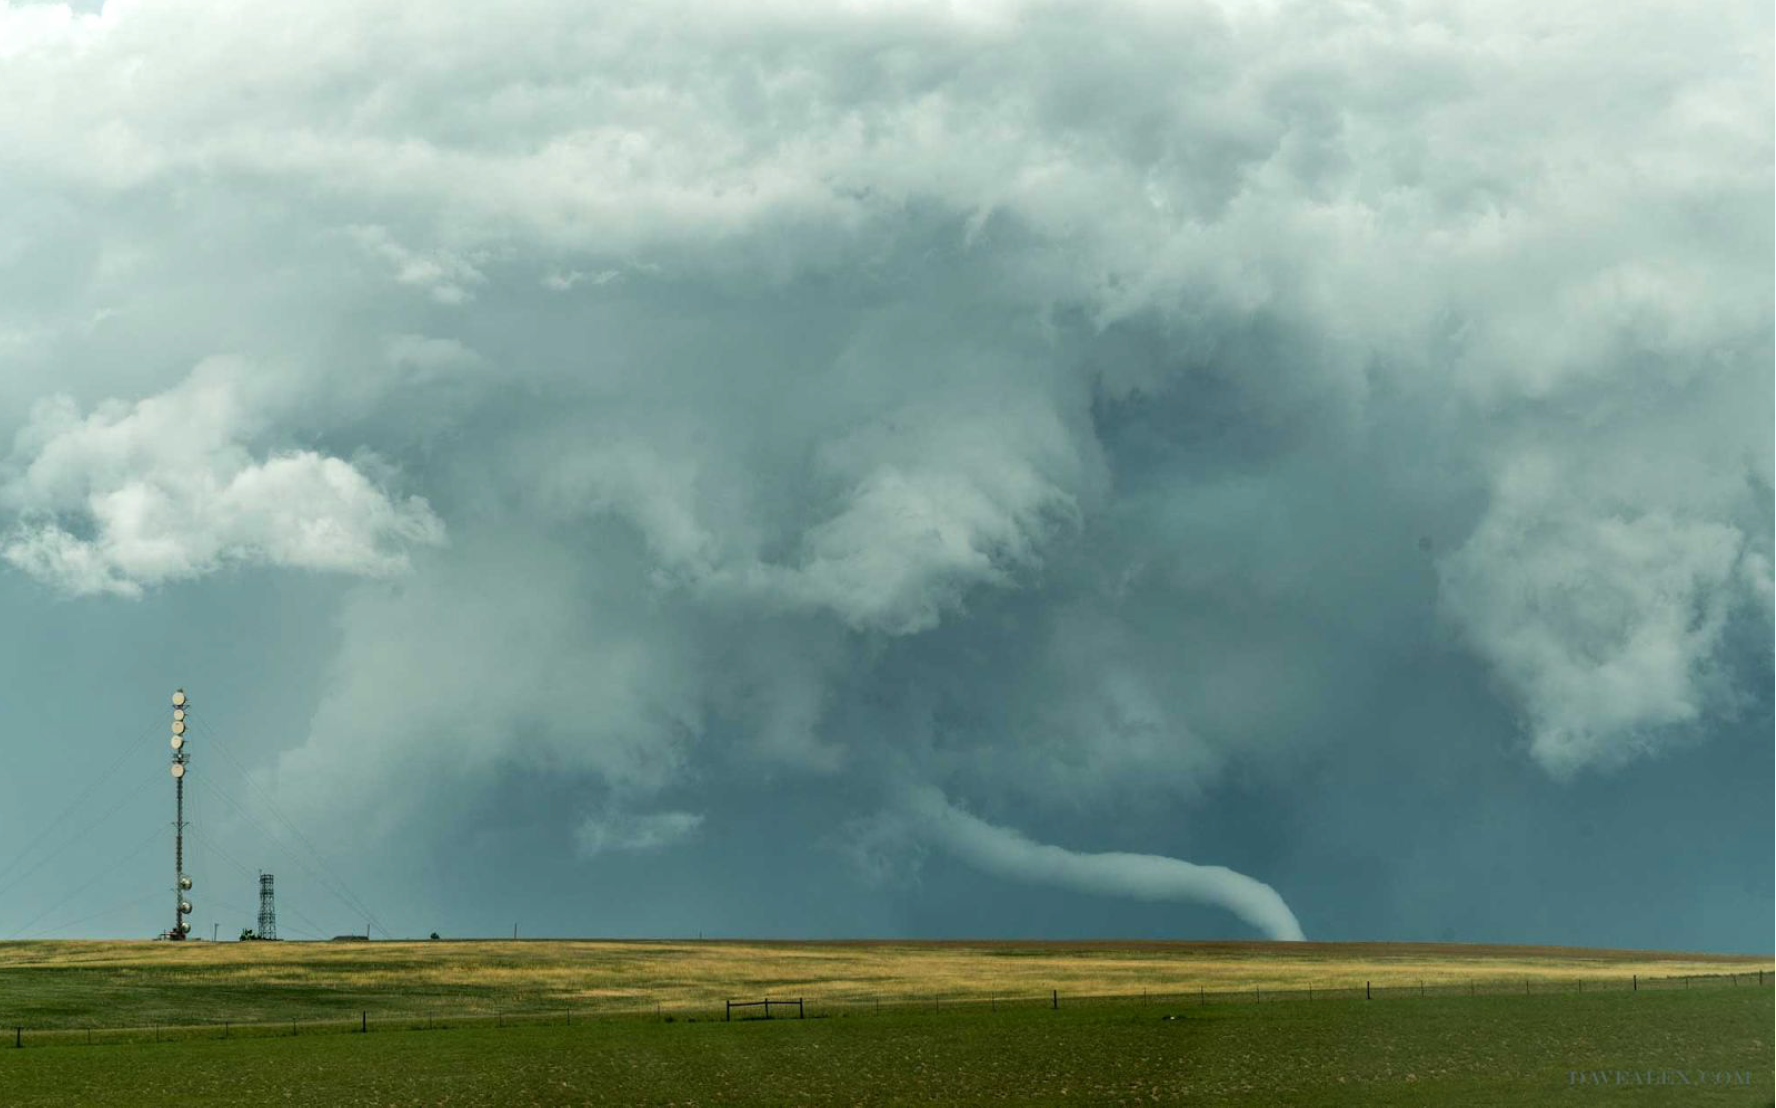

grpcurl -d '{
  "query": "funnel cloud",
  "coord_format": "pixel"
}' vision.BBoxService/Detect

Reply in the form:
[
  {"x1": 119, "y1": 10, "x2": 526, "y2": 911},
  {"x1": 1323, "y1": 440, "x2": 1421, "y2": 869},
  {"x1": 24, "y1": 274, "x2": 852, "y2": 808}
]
[{"x1": 906, "y1": 786, "x2": 1306, "y2": 942}]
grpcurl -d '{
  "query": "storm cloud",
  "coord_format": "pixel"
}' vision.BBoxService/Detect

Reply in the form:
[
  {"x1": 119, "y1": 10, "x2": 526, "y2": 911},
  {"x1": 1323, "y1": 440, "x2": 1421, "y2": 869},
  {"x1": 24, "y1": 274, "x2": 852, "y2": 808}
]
[{"x1": 0, "y1": 0, "x2": 1767, "y2": 946}]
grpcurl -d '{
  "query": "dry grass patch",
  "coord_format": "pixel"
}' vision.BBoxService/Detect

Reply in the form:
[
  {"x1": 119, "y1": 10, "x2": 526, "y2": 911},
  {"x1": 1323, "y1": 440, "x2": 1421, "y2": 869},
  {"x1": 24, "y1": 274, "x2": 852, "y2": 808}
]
[{"x1": 0, "y1": 938, "x2": 1766, "y2": 1028}]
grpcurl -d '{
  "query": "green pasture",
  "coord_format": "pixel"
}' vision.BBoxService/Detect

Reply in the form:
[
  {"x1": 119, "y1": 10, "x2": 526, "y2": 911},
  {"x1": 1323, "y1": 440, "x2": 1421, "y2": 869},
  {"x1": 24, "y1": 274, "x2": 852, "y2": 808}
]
[{"x1": 0, "y1": 983, "x2": 1767, "y2": 1106}]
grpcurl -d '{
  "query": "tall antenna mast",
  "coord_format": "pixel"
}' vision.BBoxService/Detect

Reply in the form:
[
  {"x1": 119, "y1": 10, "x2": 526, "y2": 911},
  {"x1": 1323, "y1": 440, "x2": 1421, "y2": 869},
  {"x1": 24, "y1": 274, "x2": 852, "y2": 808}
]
[{"x1": 170, "y1": 689, "x2": 193, "y2": 939}]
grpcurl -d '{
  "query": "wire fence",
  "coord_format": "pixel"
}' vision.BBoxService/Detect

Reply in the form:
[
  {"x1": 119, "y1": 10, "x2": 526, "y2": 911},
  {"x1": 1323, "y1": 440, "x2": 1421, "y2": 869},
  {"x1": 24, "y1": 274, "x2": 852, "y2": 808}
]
[{"x1": 3, "y1": 970, "x2": 1768, "y2": 1050}]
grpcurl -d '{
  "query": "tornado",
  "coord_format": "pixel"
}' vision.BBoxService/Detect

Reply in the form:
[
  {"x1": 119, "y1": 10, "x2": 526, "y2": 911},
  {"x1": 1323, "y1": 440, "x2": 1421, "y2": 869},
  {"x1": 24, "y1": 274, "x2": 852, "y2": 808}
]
[{"x1": 907, "y1": 785, "x2": 1306, "y2": 942}]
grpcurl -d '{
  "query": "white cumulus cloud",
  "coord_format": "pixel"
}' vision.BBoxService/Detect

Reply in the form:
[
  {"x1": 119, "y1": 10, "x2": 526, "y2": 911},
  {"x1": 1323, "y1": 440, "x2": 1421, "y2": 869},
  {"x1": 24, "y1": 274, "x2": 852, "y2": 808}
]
[
  {"x1": 1, "y1": 359, "x2": 445, "y2": 596},
  {"x1": 1440, "y1": 453, "x2": 1758, "y2": 776}
]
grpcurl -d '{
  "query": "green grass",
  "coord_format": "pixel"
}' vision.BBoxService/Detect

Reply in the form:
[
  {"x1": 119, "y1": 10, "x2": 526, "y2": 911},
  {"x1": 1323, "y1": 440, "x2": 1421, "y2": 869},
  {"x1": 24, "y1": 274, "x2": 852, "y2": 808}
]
[{"x1": 0, "y1": 988, "x2": 1768, "y2": 1106}]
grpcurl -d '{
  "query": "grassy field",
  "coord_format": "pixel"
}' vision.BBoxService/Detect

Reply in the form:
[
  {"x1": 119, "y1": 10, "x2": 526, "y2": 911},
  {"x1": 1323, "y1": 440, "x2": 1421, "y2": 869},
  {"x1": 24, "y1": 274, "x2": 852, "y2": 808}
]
[
  {"x1": 0, "y1": 938, "x2": 1767, "y2": 1030},
  {"x1": 0, "y1": 986, "x2": 1768, "y2": 1106}
]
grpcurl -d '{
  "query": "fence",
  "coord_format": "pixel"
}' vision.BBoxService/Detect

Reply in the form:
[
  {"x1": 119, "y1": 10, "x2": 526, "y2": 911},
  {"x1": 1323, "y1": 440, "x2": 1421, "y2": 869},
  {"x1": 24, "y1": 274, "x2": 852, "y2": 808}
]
[
  {"x1": 725, "y1": 998, "x2": 805, "y2": 1021},
  {"x1": 4, "y1": 970, "x2": 1768, "y2": 1050}
]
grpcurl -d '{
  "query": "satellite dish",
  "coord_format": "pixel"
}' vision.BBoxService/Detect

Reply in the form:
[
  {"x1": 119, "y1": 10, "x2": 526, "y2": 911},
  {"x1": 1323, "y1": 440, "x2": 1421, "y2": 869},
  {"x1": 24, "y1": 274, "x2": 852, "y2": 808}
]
[
  {"x1": 176, "y1": 920, "x2": 190, "y2": 934},
  {"x1": 171, "y1": 736, "x2": 183, "y2": 751},
  {"x1": 179, "y1": 900, "x2": 193, "y2": 915},
  {"x1": 173, "y1": 708, "x2": 185, "y2": 722},
  {"x1": 172, "y1": 691, "x2": 186, "y2": 708},
  {"x1": 170, "y1": 763, "x2": 185, "y2": 779},
  {"x1": 180, "y1": 876, "x2": 193, "y2": 890},
  {"x1": 172, "y1": 720, "x2": 185, "y2": 735}
]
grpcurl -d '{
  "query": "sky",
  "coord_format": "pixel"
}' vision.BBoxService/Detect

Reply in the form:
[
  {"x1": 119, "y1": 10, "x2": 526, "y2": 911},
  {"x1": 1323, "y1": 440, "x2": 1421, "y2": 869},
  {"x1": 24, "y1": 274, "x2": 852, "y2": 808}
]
[{"x1": 0, "y1": 0, "x2": 1769, "y2": 952}]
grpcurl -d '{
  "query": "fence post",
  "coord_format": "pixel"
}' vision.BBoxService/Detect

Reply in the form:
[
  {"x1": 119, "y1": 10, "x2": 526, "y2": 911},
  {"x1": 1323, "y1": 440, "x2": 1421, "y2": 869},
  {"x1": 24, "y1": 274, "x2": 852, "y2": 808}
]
[
  {"x1": 13, "y1": 1026, "x2": 19, "y2": 1049},
  {"x1": 361, "y1": 1011, "x2": 367, "y2": 1034},
  {"x1": 1199, "y1": 986, "x2": 1205, "y2": 1006},
  {"x1": 1632, "y1": 974, "x2": 1637, "y2": 993},
  {"x1": 798, "y1": 998, "x2": 805, "y2": 1020},
  {"x1": 1051, "y1": 990, "x2": 1058, "y2": 1010},
  {"x1": 765, "y1": 999, "x2": 772, "y2": 1020},
  {"x1": 1365, "y1": 981, "x2": 1371, "y2": 1001},
  {"x1": 1420, "y1": 981, "x2": 1425, "y2": 998},
  {"x1": 224, "y1": 1020, "x2": 230, "y2": 1038},
  {"x1": 725, "y1": 1000, "x2": 732, "y2": 1022}
]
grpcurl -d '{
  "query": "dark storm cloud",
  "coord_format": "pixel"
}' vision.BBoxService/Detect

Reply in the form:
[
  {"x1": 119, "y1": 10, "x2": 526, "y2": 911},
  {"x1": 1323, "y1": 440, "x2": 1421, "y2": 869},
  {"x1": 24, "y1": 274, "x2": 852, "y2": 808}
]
[{"x1": 0, "y1": 0, "x2": 1767, "y2": 945}]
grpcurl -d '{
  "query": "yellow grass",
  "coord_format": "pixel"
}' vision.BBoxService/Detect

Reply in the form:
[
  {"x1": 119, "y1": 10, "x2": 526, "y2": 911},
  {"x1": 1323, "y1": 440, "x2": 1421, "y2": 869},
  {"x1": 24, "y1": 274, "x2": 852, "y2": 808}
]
[{"x1": 1, "y1": 938, "x2": 1767, "y2": 1016}]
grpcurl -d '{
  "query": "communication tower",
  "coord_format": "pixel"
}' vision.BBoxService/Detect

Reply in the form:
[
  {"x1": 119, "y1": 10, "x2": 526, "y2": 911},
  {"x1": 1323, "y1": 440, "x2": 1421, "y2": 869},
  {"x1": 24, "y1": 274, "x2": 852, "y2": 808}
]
[
  {"x1": 257, "y1": 873, "x2": 278, "y2": 940},
  {"x1": 170, "y1": 689, "x2": 193, "y2": 939}
]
